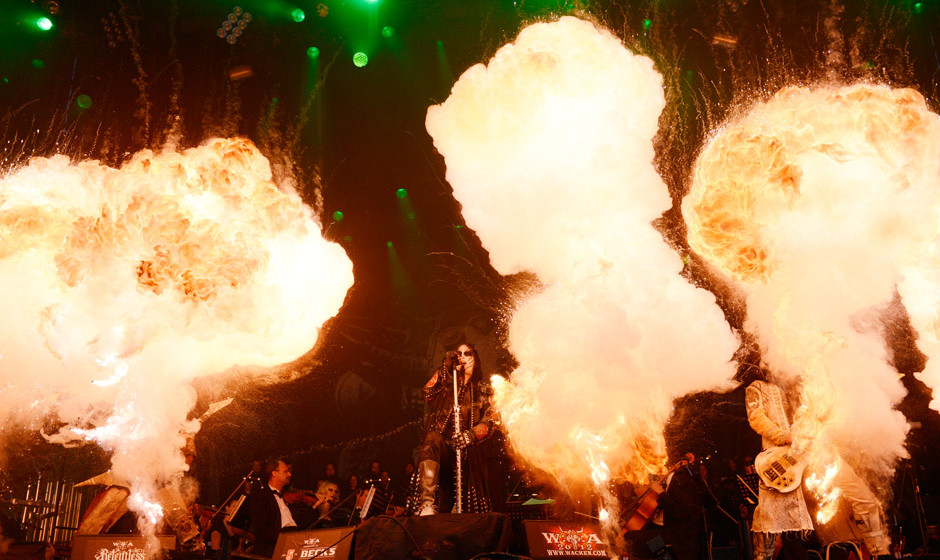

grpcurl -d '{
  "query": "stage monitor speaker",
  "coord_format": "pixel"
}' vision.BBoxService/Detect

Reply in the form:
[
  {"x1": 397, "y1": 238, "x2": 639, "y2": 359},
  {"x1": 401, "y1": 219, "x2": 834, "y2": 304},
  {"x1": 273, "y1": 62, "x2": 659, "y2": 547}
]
[
  {"x1": 354, "y1": 513, "x2": 511, "y2": 560},
  {"x1": 523, "y1": 520, "x2": 609, "y2": 559},
  {"x1": 0, "y1": 542, "x2": 51, "y2": 560},
  {"x1": 71, "y1": 535, "x2": 176, "y2": 560},
  {"x1": 270, "y1": 527, "x2": 355, "y2": 560},
  {"x1": 710, "y1": 546, "x2": 740, "y2": 560}
]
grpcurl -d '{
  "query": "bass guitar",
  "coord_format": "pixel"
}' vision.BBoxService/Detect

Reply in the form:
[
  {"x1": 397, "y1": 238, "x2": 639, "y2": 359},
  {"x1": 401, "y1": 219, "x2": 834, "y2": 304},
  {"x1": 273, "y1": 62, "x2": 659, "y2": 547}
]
[{"x1": 754, "y1": 445, "x2": 804, "y2": 493}]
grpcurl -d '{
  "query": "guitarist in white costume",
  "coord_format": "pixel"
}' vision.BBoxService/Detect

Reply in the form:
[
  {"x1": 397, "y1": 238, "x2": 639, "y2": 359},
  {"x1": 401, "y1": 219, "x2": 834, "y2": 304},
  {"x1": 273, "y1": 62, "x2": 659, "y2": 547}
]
[{"x1": 746, "y1": 378, "x2": 814, "y2": 560}]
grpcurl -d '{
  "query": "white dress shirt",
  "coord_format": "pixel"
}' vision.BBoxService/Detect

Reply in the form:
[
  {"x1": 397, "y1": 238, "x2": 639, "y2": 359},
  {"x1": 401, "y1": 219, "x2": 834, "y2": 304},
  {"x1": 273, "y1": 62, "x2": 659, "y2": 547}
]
[{"x1": 270, "y1": 485, "x2": 297, "y2": 528}]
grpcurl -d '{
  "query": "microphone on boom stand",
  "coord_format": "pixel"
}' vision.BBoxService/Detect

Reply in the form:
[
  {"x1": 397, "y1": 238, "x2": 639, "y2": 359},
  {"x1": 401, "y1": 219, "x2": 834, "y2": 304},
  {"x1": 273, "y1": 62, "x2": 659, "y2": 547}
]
[{"x1": 453, "y1": 362, "x2": 463, "y2": 515}]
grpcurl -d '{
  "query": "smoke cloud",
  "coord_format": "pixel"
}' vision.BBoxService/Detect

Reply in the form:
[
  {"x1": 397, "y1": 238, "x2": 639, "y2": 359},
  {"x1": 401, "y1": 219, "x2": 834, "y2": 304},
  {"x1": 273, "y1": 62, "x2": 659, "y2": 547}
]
[
  {"x1": 683, "y1": 84, "x2": 940, "y2": 491},
  {"x1": 426, "y1": 16, "x2": 739, "y2": 511},
  {"x1": 0, "y1": 138, "x2": 353, "y2": 535}
]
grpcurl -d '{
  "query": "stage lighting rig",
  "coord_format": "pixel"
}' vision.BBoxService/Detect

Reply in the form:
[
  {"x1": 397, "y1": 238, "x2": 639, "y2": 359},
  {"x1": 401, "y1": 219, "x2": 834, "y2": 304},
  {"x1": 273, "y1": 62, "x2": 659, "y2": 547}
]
[
  {"x1": 101, "y1": 12, "x2": 125, "y2": 48},
  {"x1": 217, "y1": 6, "x2": 252, "y2": 45}
]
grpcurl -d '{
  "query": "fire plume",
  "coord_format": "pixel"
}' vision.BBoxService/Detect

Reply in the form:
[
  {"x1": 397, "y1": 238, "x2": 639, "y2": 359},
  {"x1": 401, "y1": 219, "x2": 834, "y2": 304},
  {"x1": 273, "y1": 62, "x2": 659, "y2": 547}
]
[
  {"x1": 428, "y1": 16, "x2": 739, "y2": 529},
  {"x1": 683, "y1": 83, "x2": 940, "y2": 523},
  {"x1": 805, "y1": 462, "x2": 842, "y2": 524},
  {"x1": 0, "y1": 137, "x2": 353, "y2": 537}
]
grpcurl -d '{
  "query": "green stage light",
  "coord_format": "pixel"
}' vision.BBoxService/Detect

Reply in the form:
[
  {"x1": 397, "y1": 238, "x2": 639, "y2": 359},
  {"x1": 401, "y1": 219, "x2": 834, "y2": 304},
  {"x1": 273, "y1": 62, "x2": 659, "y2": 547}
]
[
  {"x1": 2, "y1": 78, "x2": 8, "y2": 84},
  {"x1": 435, "y1": 40, "x2": 454, "y2": 87},
  {"x1": 381, "y1": 26, "x2": 394, "y2": 38},
  {"x1": 407, "y1": 212, "x2": 415, "y2": 221},
  {"x1": 76, "y1": 94, "x2": 93, "y2": 109},
  {"x1": 291, "y1": 8, "x2": 305, "y2": 22},
  {"x1": 333, "y1": 210, "x2": 344, "y2": 222},
  {"x1": 396, "y1": 188, "x2": 407, "y2": 199},
  {"x1": 37, "y1": 17, "x2": 53, "y2": 31},
  {"x1": 386, "y1": 241, "x2": 393, "y2": 248},
  {"x1": 31, "y1": 59, "x2": 45, "y2": 69},
  {"x1": 914, "y1": 2, "x2": 923, "y2": 13},
  {"x1": 307, "y1": 46, "x2": 320, "y2": 59},
  {"x1": 353, "y1": 52, "x2": 369, "y2": 67},
  {"x1": 342, "y1": 235, "x2": 352, "y2": 243},
  {"x1": 643, "y1": 18, "x2": 652, "y2": 30}
]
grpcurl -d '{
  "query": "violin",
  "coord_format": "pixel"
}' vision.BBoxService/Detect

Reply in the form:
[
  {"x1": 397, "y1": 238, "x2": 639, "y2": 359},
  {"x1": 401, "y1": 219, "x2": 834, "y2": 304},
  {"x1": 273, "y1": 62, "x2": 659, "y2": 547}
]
[
  {"x1": 191, "y1": 504, "x2": 219, "y2": 539},
  {"x1": 283, "y1": 488, "x2": 333, "y2": 510},
  {"x1": 283, "y1": 489, "x2": 321, "y2": 507},
  {"x1": 192, "y1": 503, "x2": 218, "y2": 518}
]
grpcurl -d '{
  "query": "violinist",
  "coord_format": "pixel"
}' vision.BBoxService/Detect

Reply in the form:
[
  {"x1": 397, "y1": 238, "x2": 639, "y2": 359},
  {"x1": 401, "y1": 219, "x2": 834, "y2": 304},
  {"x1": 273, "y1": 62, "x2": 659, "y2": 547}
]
[
  {"x1": 249, "y1": 460, "x2": 298, "y2": 558},
  {"x1": 207, "y1": 500, "x2": 246, "y2": 558},
  {"x1": 281, "y1": 481, "x2": 340, "y2": 528},
  {"x1": 311, "y1": 481, "x2": 342, "y2": 528}
]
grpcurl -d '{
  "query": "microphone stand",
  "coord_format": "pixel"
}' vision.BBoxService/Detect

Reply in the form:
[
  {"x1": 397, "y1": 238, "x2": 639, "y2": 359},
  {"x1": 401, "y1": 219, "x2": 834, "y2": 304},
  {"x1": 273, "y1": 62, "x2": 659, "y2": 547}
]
[
  {"x1": 895, "y1": 457, "x2": 928, "y2": 549},
  {"x1": 453, "y1": 365, "x2": 463, "y2": 514}
]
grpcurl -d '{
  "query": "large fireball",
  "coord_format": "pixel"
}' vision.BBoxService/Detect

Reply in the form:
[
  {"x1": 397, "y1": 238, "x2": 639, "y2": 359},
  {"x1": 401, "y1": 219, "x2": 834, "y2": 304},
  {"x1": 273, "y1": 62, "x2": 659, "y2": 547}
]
[
  {"x1": 427, "y1": 16, "x2": 739, "y2": 528},
  {"x1": 683, "y1": 83, "x2": 940, "y2": 515},
  {"x1": 0, "y1": 137, "x2": 353, "y2": 536}
]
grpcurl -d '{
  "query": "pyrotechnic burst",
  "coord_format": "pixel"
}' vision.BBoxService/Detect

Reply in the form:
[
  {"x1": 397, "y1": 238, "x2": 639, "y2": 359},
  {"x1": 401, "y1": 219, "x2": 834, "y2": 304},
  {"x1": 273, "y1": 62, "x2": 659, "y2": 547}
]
[
  {"x1": 683, "y1": 83, "x2": 940, "y2": 520},
  {"x1": 0, "y1": 137, "x2": 353, "y2": 538},
  {"x1": 426, "y1": 16, "x2": 739, "y2": 529}
]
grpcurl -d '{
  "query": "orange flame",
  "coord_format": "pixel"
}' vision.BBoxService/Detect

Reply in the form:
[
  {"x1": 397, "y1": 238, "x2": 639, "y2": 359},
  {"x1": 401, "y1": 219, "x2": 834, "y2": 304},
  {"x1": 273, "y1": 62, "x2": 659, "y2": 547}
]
[
  {"x1": 0, "y1": 137, "x2": 353, "y2": 543},
  {"x1": 805, "y1": 462, "x2": 842, "y2": 524}
]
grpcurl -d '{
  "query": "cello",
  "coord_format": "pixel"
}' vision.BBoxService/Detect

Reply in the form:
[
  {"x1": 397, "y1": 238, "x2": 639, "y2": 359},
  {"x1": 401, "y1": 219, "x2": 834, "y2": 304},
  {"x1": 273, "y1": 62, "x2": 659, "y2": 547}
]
[{"x1": 620, "y1": 454, "x2": 694, "y2": 532}]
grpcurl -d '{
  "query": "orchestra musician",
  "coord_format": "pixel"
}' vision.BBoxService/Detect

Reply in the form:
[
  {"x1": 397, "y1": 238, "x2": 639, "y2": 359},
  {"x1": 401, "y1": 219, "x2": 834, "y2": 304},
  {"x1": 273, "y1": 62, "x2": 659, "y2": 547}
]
[
  {"x1": 310, "y1": 481, "x2": 342, "y2": 528},
  {"x1": 249, "y1": 460, "x2": 298, "y2": 557},
  {"x1": 282, "y1": 480, "x2": 341, "y2": 528},
  {"x1": 206, "y1": 500, "x2": 245, "y2": 558},
  {"x1": 621, "y1": 454, "x2": 705, "y2": 560}
]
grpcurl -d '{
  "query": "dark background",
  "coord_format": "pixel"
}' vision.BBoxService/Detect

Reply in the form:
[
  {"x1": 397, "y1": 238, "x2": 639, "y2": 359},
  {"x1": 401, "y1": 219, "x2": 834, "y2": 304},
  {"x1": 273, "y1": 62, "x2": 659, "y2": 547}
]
[{"x1": 1, "y1": 0, "x2": 939, "y2": 540}]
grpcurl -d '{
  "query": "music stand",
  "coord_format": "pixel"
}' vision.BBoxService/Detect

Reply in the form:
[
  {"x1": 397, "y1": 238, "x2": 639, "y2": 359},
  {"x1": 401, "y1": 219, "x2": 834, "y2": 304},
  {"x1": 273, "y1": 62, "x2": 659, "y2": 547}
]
[
  {"x1": 894, "y1": 458, "x2": 929, "y2": 550},
  {"x1": 736, "y1": 474, "x2": 760, "y2": 506}
]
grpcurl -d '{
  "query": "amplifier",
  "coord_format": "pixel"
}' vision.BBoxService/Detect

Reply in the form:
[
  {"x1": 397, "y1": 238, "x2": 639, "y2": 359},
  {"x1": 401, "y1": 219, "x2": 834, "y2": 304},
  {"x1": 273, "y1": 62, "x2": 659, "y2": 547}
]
[{"x1": 506, "y1": 498, "x2": 555, "y2": 523}]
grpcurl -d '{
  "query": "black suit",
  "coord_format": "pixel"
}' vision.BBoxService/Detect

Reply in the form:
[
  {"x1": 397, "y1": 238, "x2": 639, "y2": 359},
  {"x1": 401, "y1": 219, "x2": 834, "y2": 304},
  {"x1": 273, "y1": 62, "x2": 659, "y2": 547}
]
[
  {"x1": 625, "y1": 467, "x2": 704, "y2": 560},
  {"x1": 250, "y1": 486, "x2": 288, "y2": 557}
]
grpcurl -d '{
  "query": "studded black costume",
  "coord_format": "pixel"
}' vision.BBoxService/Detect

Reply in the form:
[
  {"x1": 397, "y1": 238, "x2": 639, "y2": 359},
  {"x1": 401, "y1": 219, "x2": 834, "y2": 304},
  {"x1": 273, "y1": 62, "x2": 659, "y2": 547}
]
[{"x1": 414, "y1": 348, "x2": 497, "y2": 515}]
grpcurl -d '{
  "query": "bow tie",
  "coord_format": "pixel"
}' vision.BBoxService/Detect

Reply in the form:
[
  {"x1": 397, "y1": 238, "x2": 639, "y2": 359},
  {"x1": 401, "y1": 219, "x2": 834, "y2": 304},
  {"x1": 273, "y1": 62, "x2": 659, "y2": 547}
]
[{"x1": 272, "y1": 489, "x2": 283, "y2": 497}]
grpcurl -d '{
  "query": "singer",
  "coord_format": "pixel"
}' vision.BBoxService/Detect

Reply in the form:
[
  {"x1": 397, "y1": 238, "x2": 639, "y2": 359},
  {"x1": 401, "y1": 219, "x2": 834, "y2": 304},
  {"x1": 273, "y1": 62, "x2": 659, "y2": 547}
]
[{"x1": 414, "y1": 343, "x2": 497, "y2": 516}]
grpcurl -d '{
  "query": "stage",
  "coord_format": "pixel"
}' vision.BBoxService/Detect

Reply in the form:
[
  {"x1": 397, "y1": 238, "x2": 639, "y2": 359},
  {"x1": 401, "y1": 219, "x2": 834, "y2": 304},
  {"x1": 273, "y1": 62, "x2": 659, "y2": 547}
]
[{"x1": 4, "y1": 512, "x2": 939, "y2": 560}]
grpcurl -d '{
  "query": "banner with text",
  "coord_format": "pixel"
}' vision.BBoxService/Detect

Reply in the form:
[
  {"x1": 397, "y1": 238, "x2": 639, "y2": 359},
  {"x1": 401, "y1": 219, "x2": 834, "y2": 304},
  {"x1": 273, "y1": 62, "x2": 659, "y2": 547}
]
[
  {"x1": 524, "y1": 520, "x2": 609, "y2": 559},
  {"x1": 272, "y1": 527, "x2": 355, "y2": 560},
  {"x1": 71, "y1": 535, "x2": 176, "y2": 560}
]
